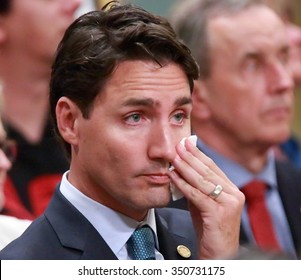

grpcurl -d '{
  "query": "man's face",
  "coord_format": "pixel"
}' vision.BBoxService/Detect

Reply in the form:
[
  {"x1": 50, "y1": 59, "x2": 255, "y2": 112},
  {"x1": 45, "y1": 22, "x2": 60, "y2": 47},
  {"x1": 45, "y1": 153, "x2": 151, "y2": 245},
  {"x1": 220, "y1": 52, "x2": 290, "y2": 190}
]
[
  {"x1": 2, "y1": 0, "x2": 81, "y2": 64},
  {"x1": 68, "y1": 61, "x2": 192, "y2": 220},
  {"x1": 197, "y1": 6, "x2": 294, "y2": 148}
]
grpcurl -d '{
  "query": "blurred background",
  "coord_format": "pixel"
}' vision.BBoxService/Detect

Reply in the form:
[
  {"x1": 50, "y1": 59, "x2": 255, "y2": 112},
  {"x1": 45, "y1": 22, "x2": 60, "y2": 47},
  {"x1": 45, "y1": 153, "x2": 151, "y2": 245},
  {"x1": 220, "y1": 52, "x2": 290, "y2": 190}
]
[{"x1": 85, "y1": 0, "x2": 301, "y2": 140}]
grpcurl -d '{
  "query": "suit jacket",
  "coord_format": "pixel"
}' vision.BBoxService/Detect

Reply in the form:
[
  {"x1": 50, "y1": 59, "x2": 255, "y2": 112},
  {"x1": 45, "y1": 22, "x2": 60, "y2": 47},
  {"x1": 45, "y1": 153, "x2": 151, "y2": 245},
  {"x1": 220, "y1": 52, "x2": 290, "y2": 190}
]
[
  {"x1": 0, "y1": 187, "x2": 198, "y2": 260},
  {"x1": 169, "y1": 161, "x2": 301, "y2": 258}
]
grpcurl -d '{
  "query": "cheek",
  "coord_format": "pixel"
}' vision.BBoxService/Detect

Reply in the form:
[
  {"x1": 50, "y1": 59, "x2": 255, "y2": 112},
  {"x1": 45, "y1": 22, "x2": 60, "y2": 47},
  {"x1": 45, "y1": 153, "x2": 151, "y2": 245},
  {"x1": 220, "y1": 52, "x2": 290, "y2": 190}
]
[
  {"x1": 104, "y1": 143, "x2": 126, "y2": 166},
  {"x1": 105, "y1": 140, "x2": 143, "y2": 166},
  {"x1": 80, "y1": 112, "x2": 153, "y2": 174},
  {"x1": 87, "y1": 130, "x2": 141, "y2": 171}
]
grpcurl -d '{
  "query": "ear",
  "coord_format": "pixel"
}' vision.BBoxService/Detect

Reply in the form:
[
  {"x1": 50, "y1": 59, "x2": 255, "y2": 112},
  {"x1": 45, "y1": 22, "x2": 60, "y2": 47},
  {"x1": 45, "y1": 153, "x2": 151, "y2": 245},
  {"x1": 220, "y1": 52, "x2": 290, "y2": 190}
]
[
  {"x1": 56, "y1": 97, "x2": 81, "y2": 147},
  {"x1": 191, "y1": 80, "x2": 211, "y2": 120}
]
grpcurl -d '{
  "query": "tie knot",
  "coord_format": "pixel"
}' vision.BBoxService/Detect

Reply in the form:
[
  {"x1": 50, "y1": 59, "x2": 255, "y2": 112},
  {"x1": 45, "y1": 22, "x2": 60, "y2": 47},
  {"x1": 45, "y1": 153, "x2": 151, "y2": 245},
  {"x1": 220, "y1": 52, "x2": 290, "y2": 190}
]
[
  {"x1": 242, "y1": 180, "x2": 267, "y2": 202},
  {"x1": 127, "y1": 225, "x2": 156, "y2": 260}
]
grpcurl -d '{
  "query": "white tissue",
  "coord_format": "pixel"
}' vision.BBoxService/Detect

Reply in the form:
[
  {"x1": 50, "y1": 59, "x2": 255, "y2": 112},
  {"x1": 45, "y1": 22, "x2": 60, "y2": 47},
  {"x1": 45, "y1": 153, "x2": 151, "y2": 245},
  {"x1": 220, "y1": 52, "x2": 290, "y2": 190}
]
[{"x1": 169, "y1": 135, "x2": 197, "y2": 200}]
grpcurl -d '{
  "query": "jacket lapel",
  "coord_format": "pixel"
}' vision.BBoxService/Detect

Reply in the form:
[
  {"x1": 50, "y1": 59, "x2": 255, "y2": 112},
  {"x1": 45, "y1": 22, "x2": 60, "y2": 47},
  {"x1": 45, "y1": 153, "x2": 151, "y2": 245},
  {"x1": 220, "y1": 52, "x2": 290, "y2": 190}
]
[
  {"x1": 47, "y1": 187, "x2": 198, "y2": 260},
  {"x1": 45, "y1": 187, "x2": 118, "y2": 260},
  {"x1": 276, "y1": 161, "x2": 301, "y2": 255},
  {"x1": 155, "y1": 211, "x2": 197, "y2": 260}
]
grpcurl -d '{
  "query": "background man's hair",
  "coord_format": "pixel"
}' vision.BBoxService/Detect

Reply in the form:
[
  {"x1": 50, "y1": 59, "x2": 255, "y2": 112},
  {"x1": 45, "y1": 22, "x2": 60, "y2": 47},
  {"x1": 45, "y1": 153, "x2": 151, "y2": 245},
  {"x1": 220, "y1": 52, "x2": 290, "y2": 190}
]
[{"x1": 169, "y1": 0, "x2": 262, "y2": 78}]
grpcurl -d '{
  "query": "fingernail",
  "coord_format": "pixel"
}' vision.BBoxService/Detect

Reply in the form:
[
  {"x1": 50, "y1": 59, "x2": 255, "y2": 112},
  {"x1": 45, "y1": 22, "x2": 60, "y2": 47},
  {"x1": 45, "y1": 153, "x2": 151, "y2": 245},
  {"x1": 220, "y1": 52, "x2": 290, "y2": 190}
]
[{"x1": 178, "y1": 142, "x2": 186, "y2": 153}]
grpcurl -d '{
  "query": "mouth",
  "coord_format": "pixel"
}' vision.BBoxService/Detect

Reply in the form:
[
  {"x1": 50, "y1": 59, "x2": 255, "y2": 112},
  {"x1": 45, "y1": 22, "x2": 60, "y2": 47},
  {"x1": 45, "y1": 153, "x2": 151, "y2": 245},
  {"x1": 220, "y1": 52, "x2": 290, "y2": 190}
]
[
  {"x1": 265, "y1": 106, "x2": 291, "y2": 119},
  {"x1": 142, "y1": 173, "x2": 171, "y2": 185}
]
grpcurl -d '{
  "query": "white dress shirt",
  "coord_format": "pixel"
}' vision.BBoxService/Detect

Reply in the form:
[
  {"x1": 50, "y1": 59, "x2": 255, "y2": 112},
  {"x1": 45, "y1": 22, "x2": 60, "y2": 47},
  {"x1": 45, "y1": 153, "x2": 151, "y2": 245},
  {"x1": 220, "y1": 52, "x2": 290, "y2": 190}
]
[{"x1": 59, "y1": 171, "x2": 164, "y2": 259}]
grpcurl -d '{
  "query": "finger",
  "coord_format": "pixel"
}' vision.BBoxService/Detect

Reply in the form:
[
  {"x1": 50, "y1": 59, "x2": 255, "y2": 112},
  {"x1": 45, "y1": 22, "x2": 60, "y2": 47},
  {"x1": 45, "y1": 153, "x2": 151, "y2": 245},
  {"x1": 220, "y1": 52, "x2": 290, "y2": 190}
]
[
  {"x1": 172, "y1": 144, "x2": 233, "y2": 197},
  {"x1": 176, "y1": 140, "x2": 238, "y2": 192},
  {"x1": 172, "y1": 155, "x2": 220, "y2": 196},
  {"x1": 169, "y1": 170, "x2": 215, "y2": 207},
  {"x1": 184, "y1": 139, "x2": 232, "y2": 182},
  {"x1": 169, "y1": 170, "x2": 234, "y2": 209}
]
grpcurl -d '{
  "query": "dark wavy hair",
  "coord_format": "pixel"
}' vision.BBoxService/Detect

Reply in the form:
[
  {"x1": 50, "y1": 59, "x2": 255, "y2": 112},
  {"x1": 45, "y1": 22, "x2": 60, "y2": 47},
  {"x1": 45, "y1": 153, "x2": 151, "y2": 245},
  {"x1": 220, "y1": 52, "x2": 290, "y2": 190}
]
[{"x1": 50, "y1": 2, "x2": 199, "y2": 157}]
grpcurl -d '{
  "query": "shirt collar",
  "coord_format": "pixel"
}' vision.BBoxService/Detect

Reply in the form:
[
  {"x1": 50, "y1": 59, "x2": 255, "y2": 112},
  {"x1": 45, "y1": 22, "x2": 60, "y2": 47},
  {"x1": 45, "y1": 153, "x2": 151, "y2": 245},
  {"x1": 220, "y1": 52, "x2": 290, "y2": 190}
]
[
  {"x1": 59, "y1": 171, "x2": 159, "y2": 256},
  {"x1": 197, "y1": 138, "x2": 277, "y2": 189}
]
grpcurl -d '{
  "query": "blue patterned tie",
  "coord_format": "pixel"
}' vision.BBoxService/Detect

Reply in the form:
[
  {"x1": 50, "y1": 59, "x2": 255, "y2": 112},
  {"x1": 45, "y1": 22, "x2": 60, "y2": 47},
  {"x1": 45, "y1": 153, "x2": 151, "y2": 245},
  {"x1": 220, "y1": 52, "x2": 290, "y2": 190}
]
[{"x1": 127, "y1": 225, "x2": 156, "y2": 260}]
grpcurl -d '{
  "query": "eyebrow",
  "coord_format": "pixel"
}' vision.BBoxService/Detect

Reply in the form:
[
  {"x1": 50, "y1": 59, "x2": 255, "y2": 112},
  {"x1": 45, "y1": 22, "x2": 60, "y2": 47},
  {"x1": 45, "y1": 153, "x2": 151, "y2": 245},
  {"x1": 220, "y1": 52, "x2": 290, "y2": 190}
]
[
  {"x1": 175, "y1": 96, "x2": 192, "y2": 107},
  {"x1": 122, "y1": 96, "x2": 192, "y2": 108},
  {"x1": 244, "y1": 44, "x2": 290, "y2": 60}
]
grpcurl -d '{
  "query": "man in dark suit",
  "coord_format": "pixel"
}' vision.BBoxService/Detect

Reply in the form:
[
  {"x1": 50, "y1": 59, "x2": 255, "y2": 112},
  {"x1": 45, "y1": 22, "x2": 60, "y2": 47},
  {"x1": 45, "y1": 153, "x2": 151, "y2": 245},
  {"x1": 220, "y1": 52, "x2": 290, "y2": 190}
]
[
  {"x1": 168, "y1": 0, "x2": 301, "y2": 258},
  {"x1": 0, "y1": 3, "x2": 244, "y2": 260}
]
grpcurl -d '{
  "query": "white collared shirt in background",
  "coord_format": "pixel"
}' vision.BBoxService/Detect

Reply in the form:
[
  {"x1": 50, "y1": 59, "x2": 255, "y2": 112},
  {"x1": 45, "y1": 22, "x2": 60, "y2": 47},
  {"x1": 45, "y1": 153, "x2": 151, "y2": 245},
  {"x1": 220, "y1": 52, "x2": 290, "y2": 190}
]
[{"x1": 0, "y1": 215, "x2": 31, "y2": 250}]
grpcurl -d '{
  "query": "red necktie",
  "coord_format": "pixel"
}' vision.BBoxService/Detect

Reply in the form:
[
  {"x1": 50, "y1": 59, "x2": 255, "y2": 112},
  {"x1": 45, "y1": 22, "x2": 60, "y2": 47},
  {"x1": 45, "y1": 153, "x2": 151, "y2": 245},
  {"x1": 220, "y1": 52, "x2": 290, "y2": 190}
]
[{"x1": 242, "y1": 181, "x2": 281, "y2": 251}]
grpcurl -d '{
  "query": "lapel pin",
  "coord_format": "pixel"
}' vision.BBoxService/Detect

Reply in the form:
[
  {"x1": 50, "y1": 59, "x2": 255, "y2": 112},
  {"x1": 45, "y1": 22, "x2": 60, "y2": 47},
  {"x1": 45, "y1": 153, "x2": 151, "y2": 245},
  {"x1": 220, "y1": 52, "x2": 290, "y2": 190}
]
[{"x1": 177, "y1": 245, "x2": 191, "y2": 258}]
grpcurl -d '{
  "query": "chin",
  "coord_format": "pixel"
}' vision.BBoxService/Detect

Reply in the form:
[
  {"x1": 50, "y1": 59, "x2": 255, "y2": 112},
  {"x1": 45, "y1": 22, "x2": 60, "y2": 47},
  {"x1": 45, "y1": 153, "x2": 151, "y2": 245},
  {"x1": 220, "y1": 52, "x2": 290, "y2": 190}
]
[
  {"x1": 137, "y1": 191, "x2": 171, "y2": 209},
  {"x1": 151, "y1": 195, "x2": 171, "y2": 208}
]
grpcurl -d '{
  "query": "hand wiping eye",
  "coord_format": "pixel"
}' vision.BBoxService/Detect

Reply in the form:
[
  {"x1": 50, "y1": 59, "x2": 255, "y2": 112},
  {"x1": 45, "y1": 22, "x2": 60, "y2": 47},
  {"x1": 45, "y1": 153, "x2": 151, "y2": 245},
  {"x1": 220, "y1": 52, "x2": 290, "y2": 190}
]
[{"x1": 169, "y1": 135, "x2": 197, "y2": 200}]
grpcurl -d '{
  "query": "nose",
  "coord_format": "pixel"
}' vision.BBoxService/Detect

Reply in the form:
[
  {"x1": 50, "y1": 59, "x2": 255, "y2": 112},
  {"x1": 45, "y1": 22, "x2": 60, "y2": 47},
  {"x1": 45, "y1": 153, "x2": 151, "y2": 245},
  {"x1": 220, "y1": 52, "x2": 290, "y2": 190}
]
[
  {"x1": 147, "y1": 124, "x2": 176, "y2": 164},
  {"x1": 267, "y1": 60, "x2": 294, "y2": 94},
  {"x1": 0, "y1": 150, "x2": 12, "y2": 172}
]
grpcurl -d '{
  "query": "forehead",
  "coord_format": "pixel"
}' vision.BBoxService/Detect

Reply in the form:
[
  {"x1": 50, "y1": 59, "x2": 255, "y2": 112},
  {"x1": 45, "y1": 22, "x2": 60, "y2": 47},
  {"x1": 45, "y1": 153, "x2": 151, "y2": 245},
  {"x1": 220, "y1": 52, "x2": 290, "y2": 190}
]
[
  {"x1": 97, "y1": 60, "x2": 191, "y2": 104},
  {"x1": 10, "y1": 0, "x2": 43, "y2": 12},
  {"x1": 208, "y1": 5, "x2": 288, "y2": 54}
]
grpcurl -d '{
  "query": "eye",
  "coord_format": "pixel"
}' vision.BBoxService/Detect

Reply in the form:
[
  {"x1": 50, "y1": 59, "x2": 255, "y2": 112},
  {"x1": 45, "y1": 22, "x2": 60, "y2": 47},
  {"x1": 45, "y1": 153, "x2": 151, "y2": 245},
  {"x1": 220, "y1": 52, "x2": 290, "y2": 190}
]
[
  {"x1": 129, "y1": 113, "x2": 141, "y2": 122},
  {"x1": 124, "y1": 113, "x2": 144, "y2": 125},
  {"x1": 171, "y1": 111, "x2": 188, "y2": 125},
  {"x1": 245, "y1": 58, "x2": 260, "y2": 72}
]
